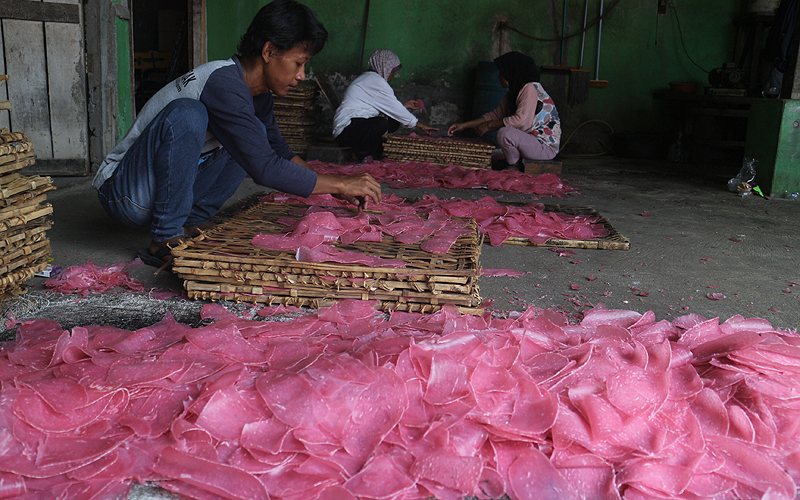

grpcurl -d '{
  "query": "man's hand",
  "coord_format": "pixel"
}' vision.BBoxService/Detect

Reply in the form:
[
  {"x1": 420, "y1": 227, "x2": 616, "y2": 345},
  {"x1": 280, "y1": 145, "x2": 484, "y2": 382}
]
[{"x1": 315, "y1": 172, "x2": 381, "y2": 210}]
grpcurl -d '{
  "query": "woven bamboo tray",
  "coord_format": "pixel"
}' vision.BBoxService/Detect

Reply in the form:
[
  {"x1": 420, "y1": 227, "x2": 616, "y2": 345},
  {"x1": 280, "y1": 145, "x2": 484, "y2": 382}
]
[
  {"x1": 0, "y1": 140, "x2": 33, "y2": 156},
  {"x1": 502, "y1": 203, "x2": 630, "y2": 250},
  {"x1": 0, "y1": 150, "x2": 35, "y2": 167},
  {"x1": 0, "y1": 256, "x2": 50, "y2": 301},
  {"x1": 274, "y1": 110, "x2": 319, "y2": 120},
  {"x1": 0, "y1": 203, "x2": 53, "y2": 233},
  {"x1": 0, "y1": 131, "x2": 26, "y2": 144},
  {"x1": 0, "y1": 184, "x2": 54, "y2": 209},
  {"x1": 275, "y1": 117, "x2": 316, "y2": 127},
  {"x1": 386, "y1": 152, "x2": 490, "y2": 169},
  {"x1": 172, "y1": 202, "x2": 483, "y2": 313},
  {"x1": 0, "y1": 238, "x2": 49, "y2": 268},
  {"x1": 0, "y1": 239, "x2": 50, "y2": 276},
  {"x1": 274, "y1": 101, "x2": 318, "y2": 110},
  {"x1": 384, "y1": 134, "x2": 494, "y2": 169},
  {"x1": 274, "y1": 84, "x2": 318, "y2": 158},
  {"x1": 0, "y1": 220, "x2": 52, "y2": 251},
  {"x1": 0, "y1": 158, "x2": 36, "y2": 176},
  {"x1": 0, "y1": 175, "x2": 51, "y2": 199}
]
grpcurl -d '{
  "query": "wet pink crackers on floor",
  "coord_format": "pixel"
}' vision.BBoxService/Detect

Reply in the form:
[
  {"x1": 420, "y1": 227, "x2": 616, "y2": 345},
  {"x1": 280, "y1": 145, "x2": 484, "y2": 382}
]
[{"x1": 0, "y1": 301, "x2": 799, "y2": 499}]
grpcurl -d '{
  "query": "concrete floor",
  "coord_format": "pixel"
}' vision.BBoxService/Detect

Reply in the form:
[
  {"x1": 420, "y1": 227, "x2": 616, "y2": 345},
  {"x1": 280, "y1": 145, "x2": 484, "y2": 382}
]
[
  {"x1": 2, "y1": 156, "x2": 799, "y2": 335},
  {"x1": 2, "y1": 155, "x2": 800, "y2": 499}
]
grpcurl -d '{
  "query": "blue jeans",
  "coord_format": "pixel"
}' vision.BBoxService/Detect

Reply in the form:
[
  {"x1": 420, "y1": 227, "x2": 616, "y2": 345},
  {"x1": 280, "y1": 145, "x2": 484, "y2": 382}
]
[{"x1": 97, "y1": 99, "x2": 246, "y2": 242}]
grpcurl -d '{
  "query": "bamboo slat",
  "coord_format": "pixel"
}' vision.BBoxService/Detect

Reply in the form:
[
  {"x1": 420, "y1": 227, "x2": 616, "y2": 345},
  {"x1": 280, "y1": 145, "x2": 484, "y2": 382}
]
[
  {"x1": 172, "y1": 202, "x2": 483, "y2": 312},
  {"x1": 0, "y1": 186, "x2": 54, "y2": 209},
  {"x1": 0, "y1": 175, "x2": 52, "y2": 199},
  {"x1": 0, "y1": 221, "x2": 52, "y2": 250},
  {"x1": 0, "y1": 173, "x2": 20, "y2": 186},
  {"x1": 0, "y1": 256, "x2": 50, "y2": 297},
  {"x1": 0, "y1": 131, "x2": 27, "y2": 144},
  {"x1": 0, "y1": 238, "x2": 50, "y2": 266},
  {"x1": 0, "y1": 204, "x2": 53, "y2": 232},
  {"x1": 0, "y1": 158, "x2": 36, "y2": 176},
  {"x1": 0, "y1": 241, "x2": 50, "y2": 276},
  {"x1": 0, "y1": 196, "x2": 50, "y2": 219},
  {"x1": 0, "y1": 150, "x2": 35, "y2": 167},
  {"x1": 0, "y1": 140, "x2": 33, "y2": 155}
]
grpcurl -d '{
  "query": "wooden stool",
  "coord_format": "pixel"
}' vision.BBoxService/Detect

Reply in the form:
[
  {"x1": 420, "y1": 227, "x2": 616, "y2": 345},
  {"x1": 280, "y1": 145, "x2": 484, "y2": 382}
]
[{"x1": 523, "y1": 159, "x2": 562, "y2": 175}]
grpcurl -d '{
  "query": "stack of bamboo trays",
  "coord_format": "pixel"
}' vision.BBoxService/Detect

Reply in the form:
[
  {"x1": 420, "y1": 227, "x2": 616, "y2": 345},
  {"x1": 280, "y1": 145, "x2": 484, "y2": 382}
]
[
  {"x1": 383, "y1": 133, "x2": 495, "y2": 169},
  {"x1": 0, "y1": 75, "x2": 54, "y2": 300},
  {"x1": 172, "y1": 202, "x2": 484, "y2": 314},
  {"x1": 273, "y1": 80, "x2": 319, "y2": 158}
]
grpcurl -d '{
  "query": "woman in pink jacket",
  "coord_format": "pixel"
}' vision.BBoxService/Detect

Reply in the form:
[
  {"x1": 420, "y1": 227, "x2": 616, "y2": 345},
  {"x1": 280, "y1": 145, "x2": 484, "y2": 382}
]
[{"x1": 448, "y1": 51, "x2": 561, "y2": 168}]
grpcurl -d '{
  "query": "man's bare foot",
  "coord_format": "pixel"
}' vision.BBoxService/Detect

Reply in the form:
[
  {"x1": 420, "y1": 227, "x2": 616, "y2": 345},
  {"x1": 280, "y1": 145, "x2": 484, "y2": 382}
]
[
  {"x1": 138, "y1": 235, "x2": 184, "y2": 271},
  {"x1": 148, "y1": 235, "x2": 184, "y2": 257}
]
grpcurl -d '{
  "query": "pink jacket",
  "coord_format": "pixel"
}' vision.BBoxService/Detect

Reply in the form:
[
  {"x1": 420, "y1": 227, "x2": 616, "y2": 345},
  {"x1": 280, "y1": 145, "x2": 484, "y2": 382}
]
[{"x1": 482, "y1": 82, "x2": 561, "y2": 152}]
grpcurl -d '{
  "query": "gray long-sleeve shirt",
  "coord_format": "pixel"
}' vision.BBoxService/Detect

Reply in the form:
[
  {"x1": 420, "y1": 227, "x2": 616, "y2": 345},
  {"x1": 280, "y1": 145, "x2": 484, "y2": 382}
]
[{"x1": 93, "y1": 56, "x2": 317, "y2": 197}]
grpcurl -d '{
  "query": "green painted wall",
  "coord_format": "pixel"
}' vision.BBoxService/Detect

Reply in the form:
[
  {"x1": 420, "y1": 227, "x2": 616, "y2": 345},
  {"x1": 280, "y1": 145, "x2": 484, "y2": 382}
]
[{"x1": 206, "y1": 0, "x2": 747, "y2": 134}]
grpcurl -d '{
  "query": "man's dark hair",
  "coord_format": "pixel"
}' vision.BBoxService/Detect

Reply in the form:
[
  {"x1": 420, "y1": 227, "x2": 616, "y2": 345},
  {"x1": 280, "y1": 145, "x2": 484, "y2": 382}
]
[{"x1": 237, "y1": 0, "x2": 328, "y2": 58}]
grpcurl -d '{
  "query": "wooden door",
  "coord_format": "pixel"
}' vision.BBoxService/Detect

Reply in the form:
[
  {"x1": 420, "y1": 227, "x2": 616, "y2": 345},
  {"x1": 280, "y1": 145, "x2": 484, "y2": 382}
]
[{"x1": 0, "y1": 0, "x2": 89, "y2": 175}]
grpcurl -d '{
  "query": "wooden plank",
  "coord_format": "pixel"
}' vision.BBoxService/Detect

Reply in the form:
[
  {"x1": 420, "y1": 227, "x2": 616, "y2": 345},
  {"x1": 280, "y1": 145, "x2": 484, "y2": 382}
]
[
  {"x1": 0, "y1": 22, "x2": 8, "y2": 131},
  {"x1": 0, "y1": 0, "x2": 80, "y2": 24},
  {"x1": 190, "y1": 0, "x2": 206, "y2": 67},
  {"x1": 21, "y1": 158, "x2": 88, "y2": 176},
  {"x1": 523, "y1": 159, "x2": 562, "y2": 175},
  {"x1": 45, "y1": 17, "x2": 88, "y2": 160},
  {"x1": 3, "y1": 19, "x2": 53, "y2": 158}
]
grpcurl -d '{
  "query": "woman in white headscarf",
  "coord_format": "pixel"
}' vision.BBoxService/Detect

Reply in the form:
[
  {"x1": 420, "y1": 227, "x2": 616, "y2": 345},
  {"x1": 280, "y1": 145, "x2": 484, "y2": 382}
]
[{"x1": 333, "y1": 49, "x2": 437, "y2": 162}]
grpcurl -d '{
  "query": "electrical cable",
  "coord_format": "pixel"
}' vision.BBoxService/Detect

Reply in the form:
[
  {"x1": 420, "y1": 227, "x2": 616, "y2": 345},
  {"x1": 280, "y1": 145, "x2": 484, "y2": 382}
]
[
  {"x1": 669, "y1": 0, "x2": 710, "y2": 73},
  {"x1": 500, "y1": 0, "x2": 623, "y2": 43},
  {"x1": 558, "y1": 119, "x2": 616, "y2": 157},
  {"x1": 504, "y1": 0, "x2": 710, "y2": 76}
]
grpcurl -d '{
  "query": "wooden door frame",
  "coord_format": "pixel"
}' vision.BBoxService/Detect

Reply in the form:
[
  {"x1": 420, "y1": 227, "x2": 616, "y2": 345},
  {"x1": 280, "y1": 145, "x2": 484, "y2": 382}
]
[
  {"x1": 84, "y1": 0, "x2": 205, "y2": 173},
  {"x1": 84, "y1": 0, "x2": 132, "y2": 173},
  {"x1": 190, "y1": 0, "x2": 207, "y2": 67}
]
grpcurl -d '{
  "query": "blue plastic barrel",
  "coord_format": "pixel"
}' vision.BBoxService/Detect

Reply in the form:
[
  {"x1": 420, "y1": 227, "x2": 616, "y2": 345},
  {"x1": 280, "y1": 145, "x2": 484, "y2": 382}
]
[{"x1": 472, "y1": 61, "x2": 507, "y2": 145}]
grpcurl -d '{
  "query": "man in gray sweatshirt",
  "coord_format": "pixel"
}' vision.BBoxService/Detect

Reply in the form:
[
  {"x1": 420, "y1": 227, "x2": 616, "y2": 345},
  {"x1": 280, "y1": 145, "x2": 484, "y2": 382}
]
[{"x1": 94, "y1": 0, "x2": 381, "y2": 267}]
